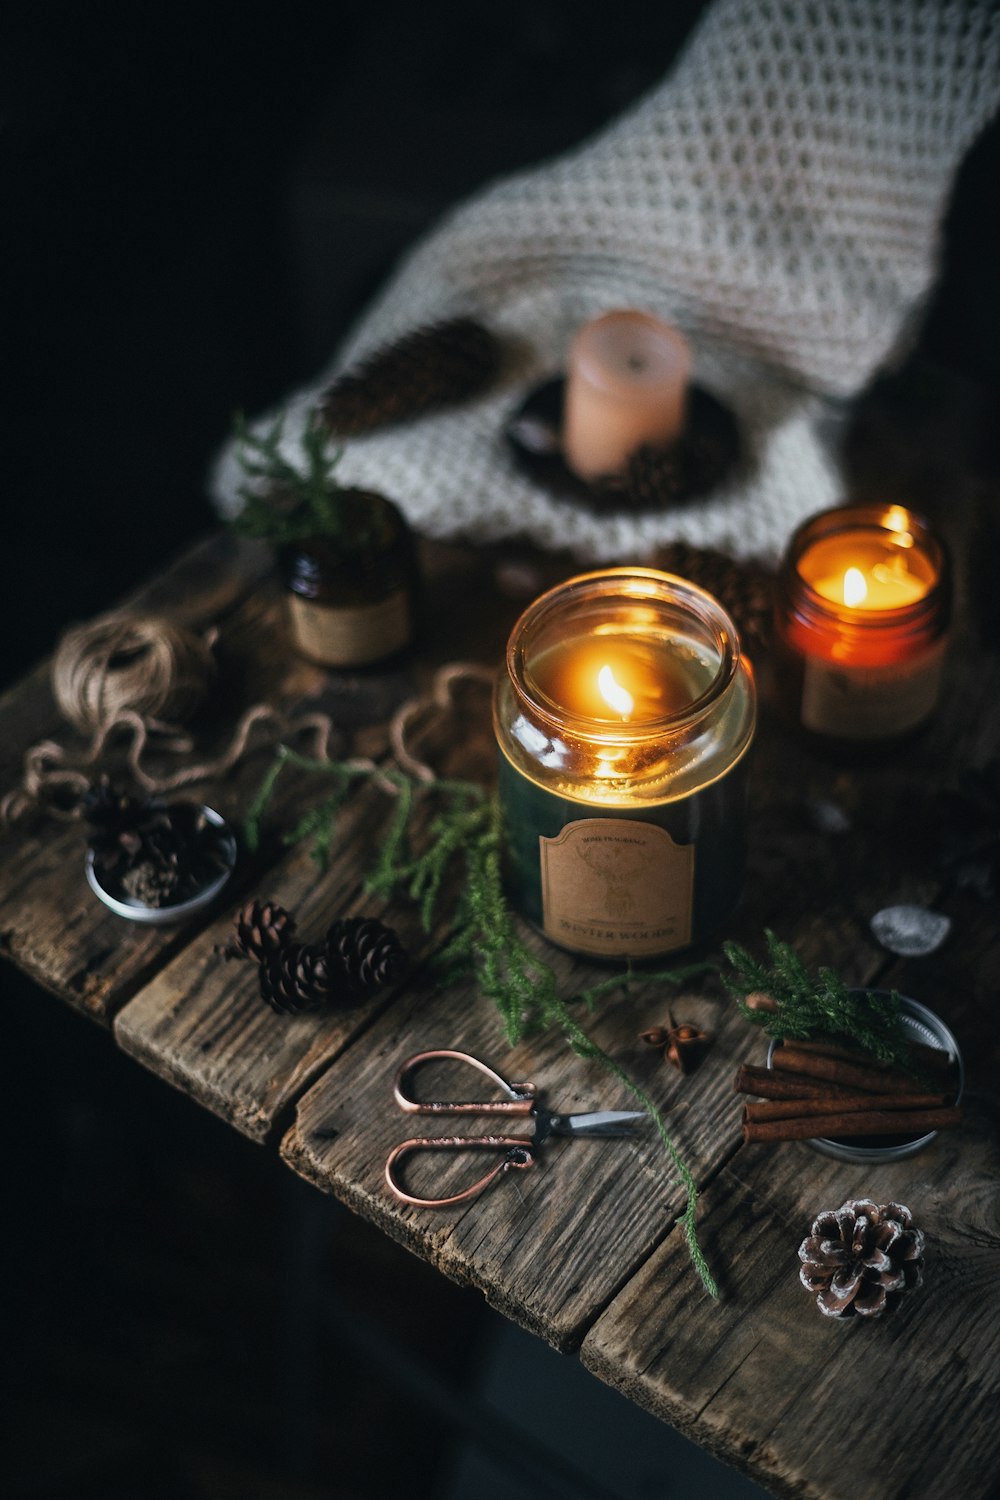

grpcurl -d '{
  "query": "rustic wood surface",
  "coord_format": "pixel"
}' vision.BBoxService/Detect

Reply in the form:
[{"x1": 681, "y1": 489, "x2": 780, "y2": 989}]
[
  {"x1": 2, "y1": 516, "x2": 998, "y2": 1500},
  {"x1": 581, "y1": 1093, "x2": 1000, "y2": 1500}
]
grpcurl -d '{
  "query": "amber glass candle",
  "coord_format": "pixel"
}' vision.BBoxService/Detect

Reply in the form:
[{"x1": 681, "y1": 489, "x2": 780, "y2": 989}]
[
  {"x1": 562, "y1": 310, "x2": 691, "y2": 482},
  {"x1": 494, "y1": 569, "x2": 756, "y2": 960},
  {"x1": 774, "y1": 504, "x2": 950, "y2": 744}
]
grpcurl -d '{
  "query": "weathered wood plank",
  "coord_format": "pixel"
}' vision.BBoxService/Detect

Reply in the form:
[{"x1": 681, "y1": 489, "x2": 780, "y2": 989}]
[
  {"x1": 577, "y1": 632, "x2": 1000, "y2": 1498},
  {"x1": 581, "y1": 1088, "x2": 1000, "y2": 1500},
  {"x1": 0, "y1": 581, "x2": 330, "y2": 1021},
  {"x1": 278, "y1": 948, "x2": 728, "y2": 1353},
  {"x1": 109, "y1": 554, "x2": 515, "y2": 1123},
  {"x1": 0, "y1": 535, "x2": 514, "y2": 1023}
]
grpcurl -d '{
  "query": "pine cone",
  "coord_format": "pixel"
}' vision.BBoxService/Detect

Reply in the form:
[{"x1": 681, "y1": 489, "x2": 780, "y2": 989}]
[
  {"x1": 326, "y1": 917, "x2": 407, "y2": 1000},
  {"x1": 622, "y1": 442, "x2": 690, "y2": 506},
  {"x1": 319, "y1": 317, "x2": 501, "y2": 437},
  {"x1": 258, "y1": 941, "x2": 345, "y2": 1016},
  {"x1": 227, "y1": 899, "x2": 297, "y2": 963},
  {"x1": 86, "y1": 786, "x2": 228, "y2": 904},
  {"x1": 121, "y1": 858, "x2": 185, "y2": 907},
  {"x1": 798, "y1": 1198, "x2": 924, "y2": 1319},
  {"x1": 82, "y1": 777, "x2": 149, "y2": 846},
  {"x1": 649, "y1": 541, "x2": 774, "y2": 651}
]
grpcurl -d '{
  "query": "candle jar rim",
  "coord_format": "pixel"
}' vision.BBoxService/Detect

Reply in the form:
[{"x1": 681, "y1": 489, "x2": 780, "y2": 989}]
[
  {"x1": 780, "y1": 502, "x2": 950, "y2": 629},
  {"x1": 506, "y1": 567, "x2": 741, "y2": 743}
]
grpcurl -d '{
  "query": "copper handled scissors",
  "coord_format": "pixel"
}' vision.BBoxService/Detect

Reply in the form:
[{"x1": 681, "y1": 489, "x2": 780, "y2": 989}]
[{"x1": 384, "y1": 1048, "x2": 647, "y2": 1208}]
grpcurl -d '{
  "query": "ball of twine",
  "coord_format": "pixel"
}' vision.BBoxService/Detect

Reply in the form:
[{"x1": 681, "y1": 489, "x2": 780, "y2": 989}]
[{"x1": 51, "y1": 612, "x2": 216, "y2": 734}]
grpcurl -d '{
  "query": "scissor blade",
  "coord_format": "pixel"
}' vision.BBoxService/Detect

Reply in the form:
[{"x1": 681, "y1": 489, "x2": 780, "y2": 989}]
[{"x1": 549, "y1": 1109, "x2": 648, "y2": 1138}]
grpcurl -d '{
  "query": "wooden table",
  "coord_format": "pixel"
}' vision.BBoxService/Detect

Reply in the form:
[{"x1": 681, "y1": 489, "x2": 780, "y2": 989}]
[{"x1": 3, "y1": 517, "x2": 998, "y2": 1500}]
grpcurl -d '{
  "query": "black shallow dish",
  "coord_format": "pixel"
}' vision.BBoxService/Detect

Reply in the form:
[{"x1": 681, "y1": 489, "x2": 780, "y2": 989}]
[{"x1": 504, "y1": 375, "x2": 740, "y2": 510}]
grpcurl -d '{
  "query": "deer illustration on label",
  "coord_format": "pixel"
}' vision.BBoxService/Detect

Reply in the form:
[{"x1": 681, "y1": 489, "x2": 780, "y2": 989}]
[{"x1": 540, "y1": 819, "x2": 695, "y2": 959}]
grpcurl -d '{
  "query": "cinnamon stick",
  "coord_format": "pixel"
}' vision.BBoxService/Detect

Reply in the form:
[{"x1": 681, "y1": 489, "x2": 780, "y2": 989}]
[
  {"x1": 742, "y1": 1105, "x2": 961, "y2": 1144},
  {"x1": 743, "y1": 1092, "x2": 951, "y2": 1124},
  {"x1": 770, "y1": 1046, "x2": 923, "y2": 1095},
  {"x1": 784, "y1": 1035, "x2": 955, "y2": 1077},
  {"x1": 733, "y1": 1064, "x2": 871, "y2": 1100}
]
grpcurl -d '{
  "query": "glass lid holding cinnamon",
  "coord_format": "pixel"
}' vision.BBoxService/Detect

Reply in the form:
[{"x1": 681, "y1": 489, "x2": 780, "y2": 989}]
[{"x1": 493, "y1": 568, "x2": 756, "y2": 960}]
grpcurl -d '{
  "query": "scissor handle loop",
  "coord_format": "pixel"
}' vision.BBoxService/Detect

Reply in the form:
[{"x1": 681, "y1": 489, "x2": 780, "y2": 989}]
[
  {"x1": 393, "y1": 1048, "x2": 537, "y2": 1116},
  {"x1": 385, "y1": 1136, "x2": 536, "y2": 1208}
]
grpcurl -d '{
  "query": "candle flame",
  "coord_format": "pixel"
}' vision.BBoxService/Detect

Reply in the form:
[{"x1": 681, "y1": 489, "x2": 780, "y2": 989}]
[
  {"x1": 597, "y1": 665, "x2": 634, "y2": 717},
  {"x1": 883, "y1": 505, "x2": 914, "y2": 547},
  {"x1": 843, "y1": 567, "x2": 867, "y2": 608}
]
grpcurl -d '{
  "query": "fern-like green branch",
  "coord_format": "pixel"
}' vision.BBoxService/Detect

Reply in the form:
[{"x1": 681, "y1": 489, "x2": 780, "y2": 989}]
[
  {"x1": 230, "y1": 410, "x2": 363, "y2": 548},
  {"x1": 722, "y1": 928, "x2": 912, "y2": 1072},
  {"x1": 244, "y1": 747, "x2": 720, "y2": 1297}
]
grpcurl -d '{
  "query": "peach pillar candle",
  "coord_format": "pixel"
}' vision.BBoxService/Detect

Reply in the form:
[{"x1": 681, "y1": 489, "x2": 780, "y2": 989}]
[{"x1": 563, "y1": 310, "x2": 691, "y2": 482}]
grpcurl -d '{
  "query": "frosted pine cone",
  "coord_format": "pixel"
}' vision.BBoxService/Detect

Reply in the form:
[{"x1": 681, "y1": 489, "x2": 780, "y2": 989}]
[
  {"x1": 798, "y1": 1199, "x2": 924, "y2": 1319},
  {"x1": 327, "y1": 916, "x2": 407, "y2": 1000}
]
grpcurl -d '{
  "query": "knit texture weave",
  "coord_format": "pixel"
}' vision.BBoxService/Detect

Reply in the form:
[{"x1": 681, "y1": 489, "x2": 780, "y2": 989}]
[{"x1": 211, "y1": 0, "x2": 1000, "y2": 563}]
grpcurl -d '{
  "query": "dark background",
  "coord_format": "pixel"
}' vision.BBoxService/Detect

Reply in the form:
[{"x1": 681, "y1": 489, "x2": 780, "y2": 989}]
[{"x1": 3, "y1": 4, "x2": 999, "y2": 1497}]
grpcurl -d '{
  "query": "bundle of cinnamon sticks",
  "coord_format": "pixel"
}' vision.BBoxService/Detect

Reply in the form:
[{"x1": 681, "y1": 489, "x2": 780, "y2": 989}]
[{"x1": 735, "y1": 1035, "x2": 961, "y2": 1144}]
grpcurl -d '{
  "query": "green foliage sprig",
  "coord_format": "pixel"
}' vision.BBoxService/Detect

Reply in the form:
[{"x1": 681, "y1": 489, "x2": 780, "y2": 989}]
[
  {"x1": 245, "y1": 747, "x2": 719, "y2": 1297},
  {"x1": 230, "y1": 410, "x2": 363, "y2": 548},
  {"x1": 722, "y1": 929, "x2": 913, "y2": 1072}
]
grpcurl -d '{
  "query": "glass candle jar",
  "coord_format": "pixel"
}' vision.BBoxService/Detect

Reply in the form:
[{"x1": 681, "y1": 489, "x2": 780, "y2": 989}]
[
  {"x1": 773, "y1": 503, "x2": 951, "y2": 744},
  {"x1": 494, "y1": 569, "x2": 756, "y2": 960},
  {"x1": 281, "y1": 490, "x2": 418, "y2": 668}
]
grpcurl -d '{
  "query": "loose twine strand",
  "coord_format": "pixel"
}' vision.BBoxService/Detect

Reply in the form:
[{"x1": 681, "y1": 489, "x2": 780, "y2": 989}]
[{"x1": 1, "y1": 606, "x2": 495, "y2": 822}]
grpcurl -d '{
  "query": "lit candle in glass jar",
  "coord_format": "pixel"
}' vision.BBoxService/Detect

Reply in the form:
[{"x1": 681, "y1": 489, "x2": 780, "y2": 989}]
[
  {"x1": 563, "y1": 310, "x2": 691, "y2": 482},
  {"x1": 774, "y1": 503, "x2": 951, "y2": 743},
  {"x1": 494, "y1": 570, "x2": 756, "y2": 960}
]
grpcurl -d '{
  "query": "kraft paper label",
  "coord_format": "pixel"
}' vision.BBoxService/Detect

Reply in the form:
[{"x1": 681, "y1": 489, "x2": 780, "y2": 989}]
[
  {"x1": 288, "y1": 590, "x2": 410, "y2": 667},
  {"x1": 800, "y1": 645, "x2": 945, "y2": 739},
  {"x1": 539, "y1": 818, "x2": 695, "y2": 958}
]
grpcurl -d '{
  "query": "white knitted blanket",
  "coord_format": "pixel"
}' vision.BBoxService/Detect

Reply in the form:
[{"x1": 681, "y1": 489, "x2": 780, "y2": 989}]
[{"x1": 211, "y1": 0, "x2": 1000, "y2": 564}]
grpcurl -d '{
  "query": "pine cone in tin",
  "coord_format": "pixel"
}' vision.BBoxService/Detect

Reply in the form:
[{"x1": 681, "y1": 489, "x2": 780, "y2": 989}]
[
  {"x1": 319, "y1": 317, "x2": 501, "y2": 437},
  {"x1": 258, "y1": 941, "x2": 345, "y2": 1016},
  {"x1": 650, "y1": 541, "x2": 774, "y2": 651},
  {"x1": 227, "y1": 899, "x2": 297, "y2": 963},
  {"x1": 86, "y1": 785, "x2": 229, "y2": 906},
  {"x1": 327, "y1": 916, "x2": 407, "y2": 1000},
  {"x1": 798, "y1": 1198, "x2": 924, "y2": 1319}
]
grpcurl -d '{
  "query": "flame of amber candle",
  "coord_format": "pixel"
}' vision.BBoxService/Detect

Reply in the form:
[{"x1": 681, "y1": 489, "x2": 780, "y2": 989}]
[
  {"x1": 597, "y1": 664, "x2": 635, "y2": 718},
  {"x1": 843, "y1": 567, "x2": 867, "y2": 607}
]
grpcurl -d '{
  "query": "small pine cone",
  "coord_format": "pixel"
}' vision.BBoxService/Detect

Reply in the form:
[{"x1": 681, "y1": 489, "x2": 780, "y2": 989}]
[
  {"x1": 121, "y1": 857, "x2": 183, "y2": 908},
  {"x1": 83, "y1": 777, "x2": 148, "y2": 841},
  {"x1": 622, "y1": 442, "x2": 689, "y2": 506},
  {"x1": 798, "y1": 1199, "x2": 924, "y2": 1319},
  {"x1": 326, "y1": 917, "x2": 407, "y2": 1000},
  {"x1": 650, "y1": 541, "x2": 774, "y2": 651},
  {"x1": 319, "y1": 317, "x2": 501, "y2": 437},
  {"x1": 258, "y1": 941, "x2": 345, "y2": 1016},
  {"x1": 228, "y1": 899, "x2": 297, "y2": 963}
]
